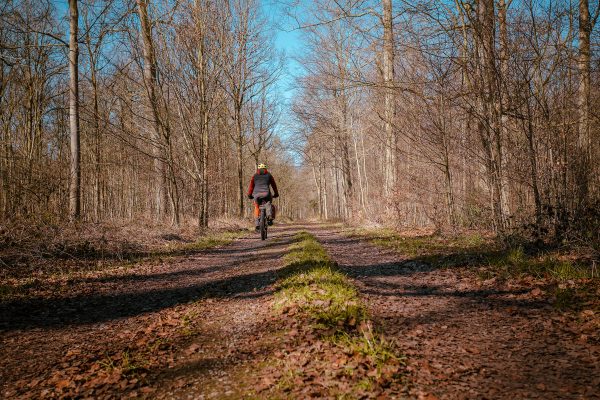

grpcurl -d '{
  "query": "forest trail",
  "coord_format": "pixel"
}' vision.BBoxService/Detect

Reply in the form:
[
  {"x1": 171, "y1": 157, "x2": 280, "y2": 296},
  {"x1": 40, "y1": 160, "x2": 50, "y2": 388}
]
[
  {"x1": 2, "y1": 223, "x2": 599, "y2": 399},
  {"x1": 1, "y1": 224, "x2": 303, "y2": 399},
  {"x1": 313, "y1": 226, "x2": 600, "y2": 399}
]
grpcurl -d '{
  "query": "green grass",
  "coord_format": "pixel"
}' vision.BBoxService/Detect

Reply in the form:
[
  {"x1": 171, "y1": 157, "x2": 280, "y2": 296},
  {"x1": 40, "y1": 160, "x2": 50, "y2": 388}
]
[
  {"x1": 333, "y1": 325, "x2": 400, "y2": 370},
  {"x1": 350, "y1": 228, "x2": 488, "y2": 258},
  {"x1": 351, "y1": 227, "x2": 596, "y2": 282},
  {"x1": 487, "y1": 247, "x2": 592, "y2": 281},
  {"x1": 173, "y1": 231, "x2": 245, "y2": 253},
  {"x1": 274, "y1": 232, "x2": 367, "y2": 331},
  {"x1": 269, "y1": 232, "x2": 405, "y2": 395}
]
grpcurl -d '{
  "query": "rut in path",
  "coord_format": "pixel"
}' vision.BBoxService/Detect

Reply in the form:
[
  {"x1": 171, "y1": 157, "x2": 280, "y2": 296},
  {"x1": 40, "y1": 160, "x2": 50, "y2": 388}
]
[
  {"x1": 0, "y1": 224, "x2": 304, "y2": 399},
  {"x1": 313, "y1": 226, "x2": 600, "y2": 399}
]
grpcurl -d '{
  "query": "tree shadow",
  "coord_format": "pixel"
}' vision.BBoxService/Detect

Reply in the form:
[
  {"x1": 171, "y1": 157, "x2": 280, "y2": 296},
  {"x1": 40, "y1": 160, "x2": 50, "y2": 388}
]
[
  {"x1": 0, "y1": 228, "x2": 301, "y2": 331},
  {"x1": 0, "y1": 264, "x2": 284, "y2": 331}
]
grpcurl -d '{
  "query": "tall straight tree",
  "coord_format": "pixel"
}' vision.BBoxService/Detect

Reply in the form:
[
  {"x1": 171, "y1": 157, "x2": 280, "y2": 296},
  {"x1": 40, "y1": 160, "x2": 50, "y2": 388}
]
[
  {"x1": 382, "y1": 0, "x2": 395, "y2": 197},
  {"x1": 576, "y1": 0, "x2": 595, "y2": 207},
  {"x1": 68, "y1": 0, "x2": 81, "y2": 221},
  {"x1": 136, "y1": 0, "x2": 165, "y2": 219}
]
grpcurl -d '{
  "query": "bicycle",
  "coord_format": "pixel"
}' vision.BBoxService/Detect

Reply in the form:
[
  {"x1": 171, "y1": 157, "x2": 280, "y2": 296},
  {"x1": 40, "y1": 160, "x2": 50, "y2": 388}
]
[{"x1": 252, "y1": 195, "x2": 273, "y2": 240}]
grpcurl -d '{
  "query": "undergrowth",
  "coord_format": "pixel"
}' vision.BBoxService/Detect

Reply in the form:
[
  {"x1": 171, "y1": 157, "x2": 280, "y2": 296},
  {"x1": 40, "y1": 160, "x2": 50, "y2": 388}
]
[
  {"x1": 486, "y1": 247, "x2": 594, "y2": 281},
  {"x1": 350, "y1": 228, "x2": 597, "y2": 282}
]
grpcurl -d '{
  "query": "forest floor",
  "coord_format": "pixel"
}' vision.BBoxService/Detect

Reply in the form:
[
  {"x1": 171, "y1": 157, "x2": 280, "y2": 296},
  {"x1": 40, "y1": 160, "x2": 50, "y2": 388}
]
[{"x1": 1, "y1": 223, "x2": 599, "y2": 399}]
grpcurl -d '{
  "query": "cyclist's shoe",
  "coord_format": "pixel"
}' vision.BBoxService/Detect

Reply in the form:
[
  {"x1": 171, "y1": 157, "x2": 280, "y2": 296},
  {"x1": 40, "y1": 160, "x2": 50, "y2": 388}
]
[{"x1": 267, "y1": 219, "x2": 273, "y2": 226}]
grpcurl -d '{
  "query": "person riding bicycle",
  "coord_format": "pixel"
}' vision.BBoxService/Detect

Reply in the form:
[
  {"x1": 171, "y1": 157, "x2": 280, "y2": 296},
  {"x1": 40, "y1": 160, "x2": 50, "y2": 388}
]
[{"x1": 247, "y1": 163, "x2": 279, "y2": 230}]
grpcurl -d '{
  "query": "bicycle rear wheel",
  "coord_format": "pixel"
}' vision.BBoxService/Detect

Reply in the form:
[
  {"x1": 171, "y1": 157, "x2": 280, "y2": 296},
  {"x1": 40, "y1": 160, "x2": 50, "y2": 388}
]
[{"x1": 260, "y1": 209, "x2": 267, "y2": 240}]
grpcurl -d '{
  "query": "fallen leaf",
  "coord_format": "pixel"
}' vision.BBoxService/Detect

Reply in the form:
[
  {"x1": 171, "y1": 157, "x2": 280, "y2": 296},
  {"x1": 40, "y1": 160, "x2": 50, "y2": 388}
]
[
  {"x1": 184, "y1": 343, "x2": 200, "y2": 356},
  {"x1": 55, "y1": 379, "x2": 71, "y2": 390},
  {"x1": 531, "y1": 288, "x2": 542, "y2": 297}
]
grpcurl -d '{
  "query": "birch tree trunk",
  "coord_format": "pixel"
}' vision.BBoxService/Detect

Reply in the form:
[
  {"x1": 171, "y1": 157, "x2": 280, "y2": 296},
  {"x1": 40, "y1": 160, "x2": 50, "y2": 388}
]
[{"x1": 68, "y1": 0, "x2": 81, "y2": 222}]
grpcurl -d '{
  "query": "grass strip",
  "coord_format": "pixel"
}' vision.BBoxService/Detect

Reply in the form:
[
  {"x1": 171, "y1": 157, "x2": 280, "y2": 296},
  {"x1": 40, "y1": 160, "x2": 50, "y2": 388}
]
[
  {"x1": 268, "y1": 231, "x2": 404, "y2": 395},
  {"x1": 173, "y1": 231, "x2": 245, "y2": 254}
]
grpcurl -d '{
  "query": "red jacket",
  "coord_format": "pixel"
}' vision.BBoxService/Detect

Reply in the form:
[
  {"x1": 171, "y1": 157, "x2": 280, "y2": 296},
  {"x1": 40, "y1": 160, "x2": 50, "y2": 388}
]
[{"x1": 248, "y1": 169, "x2": 279, "y2": 198}]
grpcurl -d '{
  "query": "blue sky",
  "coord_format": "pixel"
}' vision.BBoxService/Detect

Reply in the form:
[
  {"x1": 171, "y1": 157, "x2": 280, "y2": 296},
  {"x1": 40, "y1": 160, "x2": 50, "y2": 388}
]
[{"x1": 264, "y1": 0, "x2": 305, "y2": 105}]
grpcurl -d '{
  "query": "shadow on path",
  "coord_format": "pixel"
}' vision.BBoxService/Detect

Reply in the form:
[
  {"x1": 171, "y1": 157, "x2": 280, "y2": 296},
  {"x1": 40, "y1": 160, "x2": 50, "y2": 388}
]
[{"x1": 0, "y1": 226, "x2": 300, "y2": 331}]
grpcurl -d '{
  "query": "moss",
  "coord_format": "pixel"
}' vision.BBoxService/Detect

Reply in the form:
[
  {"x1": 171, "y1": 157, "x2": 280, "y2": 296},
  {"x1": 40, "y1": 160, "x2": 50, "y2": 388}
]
[
  {"x1": 274, "y1": 232, "x2": 367, "y2": 332},
  {"x1": 271, "y1": 231, "x2": 404, "y2": 394}
]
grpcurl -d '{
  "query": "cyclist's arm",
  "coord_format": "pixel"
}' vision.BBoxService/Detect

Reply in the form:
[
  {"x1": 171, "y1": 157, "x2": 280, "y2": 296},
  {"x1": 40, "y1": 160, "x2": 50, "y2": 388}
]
[
  {"x1": 270, "y1": 176, "x2": 279, "y2": 197},
  {"x1": 247, "y1": 175, "x2": 255, "y2": 197}
]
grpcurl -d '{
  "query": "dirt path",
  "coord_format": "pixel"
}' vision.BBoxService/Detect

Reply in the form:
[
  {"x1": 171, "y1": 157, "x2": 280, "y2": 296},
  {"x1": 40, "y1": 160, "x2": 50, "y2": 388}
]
[
  {"x1": 3, "y1": 223, "x2": 599, "y2": 399},
  {"x1": 1, "y1": 224, "x2": 302, "y2": 399},
  {"x1": 313, "y1": 226, "x2": 600, "y2": 399}
]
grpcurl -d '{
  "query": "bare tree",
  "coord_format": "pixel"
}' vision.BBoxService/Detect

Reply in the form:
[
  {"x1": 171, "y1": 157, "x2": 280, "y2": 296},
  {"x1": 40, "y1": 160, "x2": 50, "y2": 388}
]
[
  {"x1": 382, "y1": 0, "x2": 395, "y2": 197},
  {"x1": 136, "y1": 0, "x2": 166, "y2": 219},
  {"x1": 69, "y1": 0, "x2": 81, "y2": 221}
]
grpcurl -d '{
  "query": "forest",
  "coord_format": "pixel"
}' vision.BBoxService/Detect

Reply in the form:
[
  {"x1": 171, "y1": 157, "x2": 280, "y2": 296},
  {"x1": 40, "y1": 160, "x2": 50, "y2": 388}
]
[
  {"x1": 1, "y1": 0, "x2": 597, "y2": 236},
  {"x1": 1, "y1": 0, "x2": 599, "y2": 398}
]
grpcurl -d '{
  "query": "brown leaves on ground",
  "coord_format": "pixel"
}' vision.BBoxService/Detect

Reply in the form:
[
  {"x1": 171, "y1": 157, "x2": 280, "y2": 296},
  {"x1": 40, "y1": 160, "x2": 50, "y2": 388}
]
[
  {"x1": 315, "y1": 226, "x2": 600, "y2": 399},
  {"x1": 4, "y1": 305, "x2": 201, "y2": 399},
  {"x1": 249, "y1": 311, "x2": 408, "y2": 399}
]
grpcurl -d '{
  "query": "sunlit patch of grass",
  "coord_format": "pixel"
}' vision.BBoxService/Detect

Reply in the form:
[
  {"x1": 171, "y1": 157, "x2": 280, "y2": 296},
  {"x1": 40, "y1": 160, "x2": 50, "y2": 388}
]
[
  {"x1": 488, "y1": 247, "x2": 592, "y2": 281},
  {"x1": 275, "y1": 232, "x2": 367, "y2": 331},
  {"x1": 331, "y1": 324, "x2": 405, "y2": 392},
  {"x1": 268, "y1": 231, "x2": 405, "y2": 396},
  {"x1": 177, "y1": 231, "x2": 245, "y2": 253},
  {"x1": 348, "y1": 228, "x2": 492, "y2": 265},
  {"x1": 277, "y1": 269, "x2": 367, "y2": 331},
  {"x1": 351, "y1": 228, "x2": 596, "y2": 282},
  {"x1": 333, "y1": 326, "x2": 401, "y2": 369}
]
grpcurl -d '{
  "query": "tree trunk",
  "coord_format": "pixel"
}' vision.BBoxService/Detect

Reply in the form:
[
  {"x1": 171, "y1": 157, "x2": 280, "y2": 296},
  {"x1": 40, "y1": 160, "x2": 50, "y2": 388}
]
[
  {"x1": 382, "y1": 0, "x2": 395, "y2": 197},
  {"x1": 195, "y1": 0, "x2": 209, "y2": 228},
  {"x1": 68, "y1": 0, "x2": 81, "y2": 222},
  {"x1": 136, "y1": 0, "x2": 165, "y2": 219},
  {"x1": 525, "y1": 91, "x2": 542, "y2": 229},
  {"x1": 91, "y1": 66, "x2": 102, "y2": 222},
  {"x1": 477, "y1": 0, "x2": 505, "y2": 232},
  {"x1": 497, "y1": 0, "x2": 511, "y2": 217},
  {"x1": 236, "y1": 107, "x2": 244, "y2": 217},
  {"x1": 576, "y1": 0, "x2": 591, "y2": 207}
]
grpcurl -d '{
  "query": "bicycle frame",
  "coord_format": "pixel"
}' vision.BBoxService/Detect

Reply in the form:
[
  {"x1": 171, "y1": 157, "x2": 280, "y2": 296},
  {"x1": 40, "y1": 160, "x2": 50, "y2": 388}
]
[{"x1": 258, "y1": 201, "x2": 271, "y2": 240}]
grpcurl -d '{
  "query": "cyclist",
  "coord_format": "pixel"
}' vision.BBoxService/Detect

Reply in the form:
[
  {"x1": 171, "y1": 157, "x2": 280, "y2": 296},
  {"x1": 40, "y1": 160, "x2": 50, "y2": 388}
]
[{"x1": 247, "y1": 163, "x2": 279, "y2": 230}]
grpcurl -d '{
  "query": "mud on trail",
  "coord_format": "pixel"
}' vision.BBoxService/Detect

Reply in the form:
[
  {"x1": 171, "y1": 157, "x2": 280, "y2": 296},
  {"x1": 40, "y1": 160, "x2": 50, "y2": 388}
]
[
  {"x1": 313, "y1": 226, "x2": 600, "y2": 399},
  {"x1": 2, "y1": 223, "x2": 599, "y2": 399}
]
